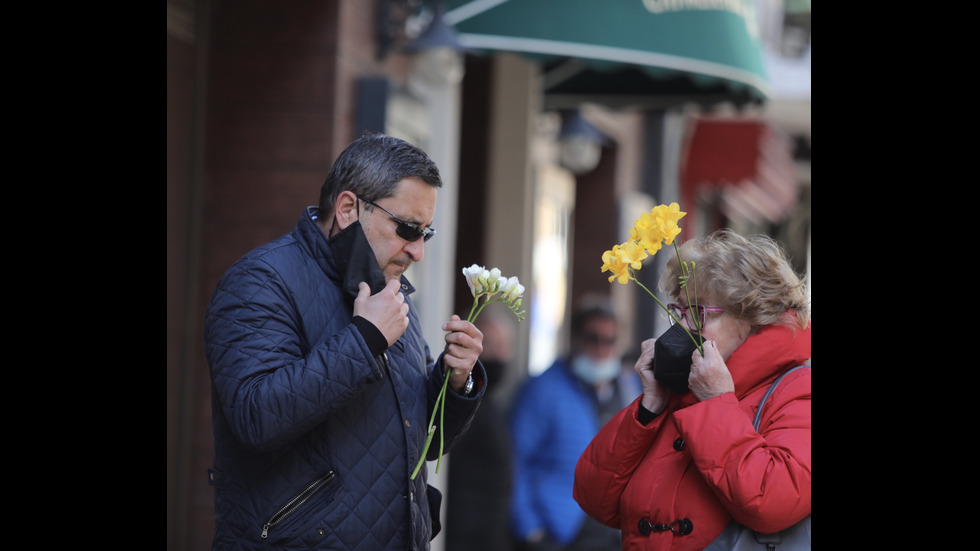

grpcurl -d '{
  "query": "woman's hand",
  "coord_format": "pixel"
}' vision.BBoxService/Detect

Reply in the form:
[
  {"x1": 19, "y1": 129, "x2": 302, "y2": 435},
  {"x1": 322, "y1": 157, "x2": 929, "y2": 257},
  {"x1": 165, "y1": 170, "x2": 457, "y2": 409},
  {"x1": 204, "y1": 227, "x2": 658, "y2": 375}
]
[
  {"x1": 635, "y1": 338, "x2": 670, "y2": 414},
  {"x1": 688, "y1": 340, "x2": 735, "y2": 401}
]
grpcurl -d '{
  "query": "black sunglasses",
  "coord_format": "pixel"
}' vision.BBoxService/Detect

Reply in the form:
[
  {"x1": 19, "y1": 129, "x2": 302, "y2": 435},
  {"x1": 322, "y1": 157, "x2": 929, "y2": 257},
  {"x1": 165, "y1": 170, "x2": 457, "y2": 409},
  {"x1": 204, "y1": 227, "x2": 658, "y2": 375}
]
[{"x1": 358, "y1": 196, "x2": 436, "y2": 242}]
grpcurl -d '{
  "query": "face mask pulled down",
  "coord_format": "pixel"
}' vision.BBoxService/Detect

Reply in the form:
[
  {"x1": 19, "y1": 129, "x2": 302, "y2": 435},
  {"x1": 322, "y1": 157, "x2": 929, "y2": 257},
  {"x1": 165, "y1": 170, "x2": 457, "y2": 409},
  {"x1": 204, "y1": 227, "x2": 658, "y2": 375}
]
[
  {"x1": 328, "y1": 220, "x2": 387, "y2": 300},
  {"x1": 652, "y1": 322, "x2": 705, "y2": 395}
]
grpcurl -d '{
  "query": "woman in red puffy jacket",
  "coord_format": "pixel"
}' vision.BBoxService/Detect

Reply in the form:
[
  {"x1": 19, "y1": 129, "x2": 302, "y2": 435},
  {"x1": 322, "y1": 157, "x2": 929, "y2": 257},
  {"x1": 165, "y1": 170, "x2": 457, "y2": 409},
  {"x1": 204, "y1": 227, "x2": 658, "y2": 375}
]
[{"x1": 573, "y1": 229, "x2": 810, "y2": 550}]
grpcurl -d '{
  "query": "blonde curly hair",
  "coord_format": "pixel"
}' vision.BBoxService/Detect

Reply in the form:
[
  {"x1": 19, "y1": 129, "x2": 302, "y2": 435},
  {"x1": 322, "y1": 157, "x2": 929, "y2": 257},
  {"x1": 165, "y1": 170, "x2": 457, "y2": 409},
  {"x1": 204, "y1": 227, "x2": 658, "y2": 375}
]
[{"x1": 659, "y1": 229, "x2": 810, "y2": 330}]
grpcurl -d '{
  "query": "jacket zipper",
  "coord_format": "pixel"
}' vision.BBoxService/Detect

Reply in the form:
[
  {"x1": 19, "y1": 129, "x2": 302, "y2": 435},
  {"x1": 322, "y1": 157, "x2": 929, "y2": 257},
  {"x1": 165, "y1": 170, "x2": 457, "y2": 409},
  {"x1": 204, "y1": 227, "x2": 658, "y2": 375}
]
[{"x1": 261, "y1": 471, "x2": 336, "y2": 539}]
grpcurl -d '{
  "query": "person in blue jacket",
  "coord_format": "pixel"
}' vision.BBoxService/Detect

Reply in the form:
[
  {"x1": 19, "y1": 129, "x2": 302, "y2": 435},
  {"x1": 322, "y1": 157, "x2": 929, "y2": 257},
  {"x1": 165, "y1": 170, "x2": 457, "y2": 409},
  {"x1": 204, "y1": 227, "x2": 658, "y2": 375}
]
[
  {"x1": 204, "y1": 133, "x2": 487, "y2": 551},
  {"x1": 509, "y1": 301, "x2": 637, "y2": 551}
]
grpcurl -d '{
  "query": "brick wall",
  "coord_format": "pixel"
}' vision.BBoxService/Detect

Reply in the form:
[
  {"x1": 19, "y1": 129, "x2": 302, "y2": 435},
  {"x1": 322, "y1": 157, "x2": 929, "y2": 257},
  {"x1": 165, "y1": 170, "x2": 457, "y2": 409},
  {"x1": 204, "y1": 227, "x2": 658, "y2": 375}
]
[{"x1": 168, "y1": 2, "x2": 413, "y2": 549}]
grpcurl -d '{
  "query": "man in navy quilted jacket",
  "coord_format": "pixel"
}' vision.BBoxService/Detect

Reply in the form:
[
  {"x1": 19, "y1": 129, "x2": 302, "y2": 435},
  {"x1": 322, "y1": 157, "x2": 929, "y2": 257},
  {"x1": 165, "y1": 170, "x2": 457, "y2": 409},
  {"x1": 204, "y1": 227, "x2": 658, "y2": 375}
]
[{"x1": 204, "y1": 133, "x2": 487, "y2": 551}]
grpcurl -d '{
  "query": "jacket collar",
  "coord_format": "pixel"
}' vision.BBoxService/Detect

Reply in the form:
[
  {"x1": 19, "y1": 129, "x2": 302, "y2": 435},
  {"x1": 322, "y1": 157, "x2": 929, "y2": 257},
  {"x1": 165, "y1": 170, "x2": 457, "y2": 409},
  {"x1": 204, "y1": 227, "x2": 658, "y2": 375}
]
[
  {"x1": 726, "y1": 321, "x2": 811, "y2": 397},
  {"x1": 670, "y1": 320, "x2": 810, "y2": 408}
]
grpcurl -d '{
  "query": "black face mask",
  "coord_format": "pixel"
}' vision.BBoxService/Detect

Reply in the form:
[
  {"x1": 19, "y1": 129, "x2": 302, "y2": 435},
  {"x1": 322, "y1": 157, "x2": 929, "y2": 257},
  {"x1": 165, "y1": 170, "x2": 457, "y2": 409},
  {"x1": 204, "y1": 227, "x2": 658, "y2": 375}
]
[
  {"x1": 328, "y1": 220, "x2": 387, "y2": 301},
  {"x1": 653, "y1": 323, "x2": 705, "y2": 395}
]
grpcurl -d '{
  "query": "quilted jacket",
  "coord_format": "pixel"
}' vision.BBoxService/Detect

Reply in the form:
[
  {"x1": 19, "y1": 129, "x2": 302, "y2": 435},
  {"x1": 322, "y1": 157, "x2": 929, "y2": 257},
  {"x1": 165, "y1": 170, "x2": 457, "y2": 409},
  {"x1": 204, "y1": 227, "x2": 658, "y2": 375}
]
[
  {"x1": 573, "y1": 323, "x2": 811, "y2": 550},
  {"x1": 204, "y1": 207, "x2": 484, "y2": 551}
]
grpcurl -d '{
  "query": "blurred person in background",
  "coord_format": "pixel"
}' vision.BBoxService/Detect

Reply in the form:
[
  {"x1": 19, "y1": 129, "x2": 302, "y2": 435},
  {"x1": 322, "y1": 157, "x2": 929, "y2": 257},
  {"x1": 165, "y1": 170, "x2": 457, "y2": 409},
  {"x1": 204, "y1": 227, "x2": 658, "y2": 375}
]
[
  {"x1": 445, "y1": 311, "x2": 517, "y2": 551},
  {"x1": 509, "y1": 301, "x2": 637, "y2": 551},
  {"x1": 573, "y1": 229, "x2": 810, "y2": 550}
]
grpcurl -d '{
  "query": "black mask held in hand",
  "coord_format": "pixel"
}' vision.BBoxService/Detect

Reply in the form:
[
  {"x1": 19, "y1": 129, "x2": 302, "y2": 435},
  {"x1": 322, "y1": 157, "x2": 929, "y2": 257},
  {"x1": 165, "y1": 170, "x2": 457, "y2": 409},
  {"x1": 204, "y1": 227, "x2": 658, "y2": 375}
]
[
  {"x1": 329, "y1": 220, "x2": 387, "y2": 301},
  {"x1": 653, "y1": 323, "x2": 705, "y2": 395}
]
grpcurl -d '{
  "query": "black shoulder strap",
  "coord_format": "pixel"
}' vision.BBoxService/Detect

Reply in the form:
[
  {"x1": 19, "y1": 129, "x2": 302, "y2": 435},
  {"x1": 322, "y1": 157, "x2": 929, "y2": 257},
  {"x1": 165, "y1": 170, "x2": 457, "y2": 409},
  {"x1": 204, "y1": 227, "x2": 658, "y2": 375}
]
[{"x1": 752, "y1": 365, "x2": 810, "y2": 431}]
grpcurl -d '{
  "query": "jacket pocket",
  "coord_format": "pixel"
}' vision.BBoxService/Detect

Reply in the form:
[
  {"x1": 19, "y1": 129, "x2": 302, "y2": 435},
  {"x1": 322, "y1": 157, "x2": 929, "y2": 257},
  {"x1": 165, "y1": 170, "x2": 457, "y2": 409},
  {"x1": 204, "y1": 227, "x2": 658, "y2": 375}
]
[{"x1": 261, "y1": 470, "x2": 339, "y2": 541}]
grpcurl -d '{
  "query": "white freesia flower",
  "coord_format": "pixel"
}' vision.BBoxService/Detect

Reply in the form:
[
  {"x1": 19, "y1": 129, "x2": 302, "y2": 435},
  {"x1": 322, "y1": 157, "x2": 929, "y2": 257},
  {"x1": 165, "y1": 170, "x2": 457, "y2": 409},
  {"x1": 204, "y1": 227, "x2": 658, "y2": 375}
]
[
  {"x1": 462, "y1": 264, "x2": 484, "y2": 295},
  {"x1": 500, "y1": 277, "x2": 523, "y2": 302},
  {"x1": 486, "y1": 267, "x2": 502, "y2": 294},
  {"x1": 412, "y1": 264, "x2": 528, "y2": 480}
]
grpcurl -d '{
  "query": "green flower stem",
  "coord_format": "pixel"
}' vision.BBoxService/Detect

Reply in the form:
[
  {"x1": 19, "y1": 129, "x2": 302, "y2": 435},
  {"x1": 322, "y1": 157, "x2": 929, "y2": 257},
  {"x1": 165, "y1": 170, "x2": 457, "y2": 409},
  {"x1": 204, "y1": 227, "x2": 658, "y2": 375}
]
[
  {"x1": 631, "y1": 275, "x2": 704, "y2": 355},
  {"x1": 411, "y1": 374, "x2": 449, "y2": 480},
  {"x1": 470, "y1": 301, "x2": 488, "y2": 322},
  {"x1": 468, "y1": 296, "x2": 481, "y2": 323},
  {"x1": 672, "y1": 242, "x2": 702, "y2": 334},
  {"x1": 410, "y1": 299, "x2": 482, "y2": 480},
  {"x1": 410, "y1": 285, "x2": 525, "y2": 481},
  {"x1": 437, "y1": 371, "x2": 446, "y2": 472},
  {"x1": 471, "y1": 296, "x2": 510, "y2": 323}
]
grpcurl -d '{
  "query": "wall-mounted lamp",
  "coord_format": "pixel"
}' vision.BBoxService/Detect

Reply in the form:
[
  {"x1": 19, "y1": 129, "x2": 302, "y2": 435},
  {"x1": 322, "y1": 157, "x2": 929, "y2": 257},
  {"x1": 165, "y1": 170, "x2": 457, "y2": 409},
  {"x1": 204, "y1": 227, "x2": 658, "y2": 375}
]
[
  {"x1": 559, "y1": 110, "x2": 605, "y2": 174},
  {"x1": 402, "y1": 1, "x2": 467, "y2": 85},
  {"x1": 376, "y1": 0, "x2": 421, "y2": 60}
]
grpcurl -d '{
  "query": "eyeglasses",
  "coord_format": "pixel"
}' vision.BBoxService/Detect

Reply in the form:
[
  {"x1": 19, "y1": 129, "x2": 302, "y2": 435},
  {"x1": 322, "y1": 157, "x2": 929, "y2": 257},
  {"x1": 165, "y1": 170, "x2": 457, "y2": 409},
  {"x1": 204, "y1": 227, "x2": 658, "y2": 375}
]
[
  {"x1": 358, "y1": 197, "x2": 436, "y2": 242},
  {"x1": 667, "y1": 303, "x2": 725, "y2": 331}
]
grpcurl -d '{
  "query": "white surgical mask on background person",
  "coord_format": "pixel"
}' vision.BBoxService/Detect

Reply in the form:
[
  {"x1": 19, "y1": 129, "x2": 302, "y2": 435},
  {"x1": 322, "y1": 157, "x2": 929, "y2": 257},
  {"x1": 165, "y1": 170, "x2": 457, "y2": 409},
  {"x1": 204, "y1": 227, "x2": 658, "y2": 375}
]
[{"x1": 571, "y1": 354, "x2": 621, "y2": 385}]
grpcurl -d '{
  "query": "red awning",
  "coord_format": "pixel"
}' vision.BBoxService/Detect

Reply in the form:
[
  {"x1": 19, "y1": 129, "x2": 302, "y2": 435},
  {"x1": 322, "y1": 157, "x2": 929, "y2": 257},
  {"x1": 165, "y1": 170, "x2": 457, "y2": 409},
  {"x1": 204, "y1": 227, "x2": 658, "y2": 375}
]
[{"x1": 680, "y1": 118, "x2": 798, "y2": 229}]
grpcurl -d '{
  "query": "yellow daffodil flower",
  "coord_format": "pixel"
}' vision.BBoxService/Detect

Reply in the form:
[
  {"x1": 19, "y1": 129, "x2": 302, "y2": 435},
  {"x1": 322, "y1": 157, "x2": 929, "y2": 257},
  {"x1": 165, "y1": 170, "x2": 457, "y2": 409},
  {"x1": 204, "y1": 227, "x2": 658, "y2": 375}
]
[
  {"x1": 600, "y1": 202, "x2": 703, "y2": 353},
  {"x1": 602, "y1": 241, "x2": 648, "y2": 284}
]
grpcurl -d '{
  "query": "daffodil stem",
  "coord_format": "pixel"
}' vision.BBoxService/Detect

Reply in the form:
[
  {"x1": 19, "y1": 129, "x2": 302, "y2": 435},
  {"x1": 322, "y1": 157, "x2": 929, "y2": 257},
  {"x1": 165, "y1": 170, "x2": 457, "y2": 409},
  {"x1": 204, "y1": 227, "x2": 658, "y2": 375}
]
[
  {"x1": 673, "y1": 242, "x2": 702, "y2": 335},
  {"x1": 632, "y1": 275, "x2": 704, "y2": 355}
]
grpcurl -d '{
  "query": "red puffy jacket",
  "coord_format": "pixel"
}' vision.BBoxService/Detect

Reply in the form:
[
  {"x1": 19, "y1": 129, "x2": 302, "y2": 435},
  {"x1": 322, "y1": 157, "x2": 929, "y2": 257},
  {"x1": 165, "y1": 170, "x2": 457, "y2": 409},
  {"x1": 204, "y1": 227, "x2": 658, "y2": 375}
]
[{"x1": 573, "y1": 323, "x2": 811, "y2": 550}]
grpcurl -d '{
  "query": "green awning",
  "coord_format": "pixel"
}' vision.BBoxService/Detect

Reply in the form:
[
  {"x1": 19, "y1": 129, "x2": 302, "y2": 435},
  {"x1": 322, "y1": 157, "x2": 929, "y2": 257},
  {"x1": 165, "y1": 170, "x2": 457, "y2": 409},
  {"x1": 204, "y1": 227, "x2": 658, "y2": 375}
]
[{"x1": 444, "y1": 0, "x2": 770, "y2": 109}]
